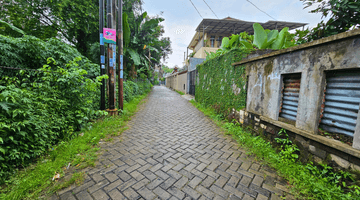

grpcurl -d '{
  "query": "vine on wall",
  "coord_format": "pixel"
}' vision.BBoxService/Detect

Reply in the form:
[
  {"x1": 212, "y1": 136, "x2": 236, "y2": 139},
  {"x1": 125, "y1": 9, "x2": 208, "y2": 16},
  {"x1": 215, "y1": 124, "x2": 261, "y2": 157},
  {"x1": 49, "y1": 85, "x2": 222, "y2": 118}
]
[{"x1": 196, "y1": 48, "x2": 250, "y2": 116}]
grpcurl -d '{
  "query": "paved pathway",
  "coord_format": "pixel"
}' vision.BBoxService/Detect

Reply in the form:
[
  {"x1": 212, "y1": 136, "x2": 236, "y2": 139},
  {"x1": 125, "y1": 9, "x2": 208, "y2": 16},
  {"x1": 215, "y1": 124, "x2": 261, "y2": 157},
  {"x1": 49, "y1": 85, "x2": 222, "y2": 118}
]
[{"x1": 56, "y1": 86, "x2": 290, "y2": 200}]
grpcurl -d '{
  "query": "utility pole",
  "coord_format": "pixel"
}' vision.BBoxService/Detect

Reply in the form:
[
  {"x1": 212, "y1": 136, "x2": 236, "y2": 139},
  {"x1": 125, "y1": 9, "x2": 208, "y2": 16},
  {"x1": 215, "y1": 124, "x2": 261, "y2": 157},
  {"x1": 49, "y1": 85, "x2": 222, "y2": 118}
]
[
  {"x1": 99, "y1": 0, "x2": 106, "y2": 110},
  {"x1": 117, "y1": 0, "x2": 124, "y2": 110},
  {"x1": 106, "y1": 0, "x2": 117, "y2": 114}
]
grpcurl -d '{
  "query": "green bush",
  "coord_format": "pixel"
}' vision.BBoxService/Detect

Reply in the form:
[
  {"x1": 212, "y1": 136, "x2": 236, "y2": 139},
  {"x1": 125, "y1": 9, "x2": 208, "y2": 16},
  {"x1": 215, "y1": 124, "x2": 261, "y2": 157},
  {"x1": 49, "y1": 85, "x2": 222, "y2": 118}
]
[
  {"x1": 0, "y1": 58, "x2": 107, "y2": 183},
  {"x1": 123, "y1": 80, "x2": 151, "y2": 103},
  {"x1": 0, "y1": 35, "x2": 99, "y2": 76}
]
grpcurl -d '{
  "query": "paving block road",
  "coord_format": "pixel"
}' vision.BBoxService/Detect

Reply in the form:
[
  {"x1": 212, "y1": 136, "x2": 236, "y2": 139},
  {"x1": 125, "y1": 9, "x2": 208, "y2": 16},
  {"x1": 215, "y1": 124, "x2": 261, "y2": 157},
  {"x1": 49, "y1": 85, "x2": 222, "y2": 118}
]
[{"x1": 54, "y1": 86, "x2": 291, "y2": 200}]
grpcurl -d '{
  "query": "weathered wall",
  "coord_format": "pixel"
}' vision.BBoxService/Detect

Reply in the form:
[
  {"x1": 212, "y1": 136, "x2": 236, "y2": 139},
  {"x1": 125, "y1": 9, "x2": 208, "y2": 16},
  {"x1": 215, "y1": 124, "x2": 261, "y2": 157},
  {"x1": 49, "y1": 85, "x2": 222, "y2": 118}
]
[
  {"x1": 165, "y1": 74, "x2": 177, "y2": 90},
  {"x1": 244, "y1": 38, "x2": 360, "y2": 134},
  {"x1": 177, "y1": 73, "x2": 187, "y2": 93},
  {"x1": 230, "y1": 29, "x2": 360, "y2": 170},
  {"x1": 193, "y1": 47, "x2": 219, "y2": 59},
  {"x1": 188, "y1": 57, "x2": 205, "y2": 72},
  {"x1": 234, "y1": 110, "x2": 360, "y2": 171}
]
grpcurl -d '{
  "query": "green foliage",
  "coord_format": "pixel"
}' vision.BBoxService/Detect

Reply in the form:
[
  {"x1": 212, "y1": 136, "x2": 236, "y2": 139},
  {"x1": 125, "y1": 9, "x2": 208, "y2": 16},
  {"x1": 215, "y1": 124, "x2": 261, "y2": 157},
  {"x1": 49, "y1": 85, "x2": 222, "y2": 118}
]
[
  {"x1": 196, "y1": 49, "x2": 249, "y2": 116},
  {"x1": 175, "y1": 90, "x2": 185, "y2": 95},
  {"x1": 0, "y1": 19, "x2": 25, "y2": 37},
  {"x1": 275, "y1": 129, "x2": 300, "y2": 163},
  {"x1": 191, "y1": 100, "x2": 360, "y2": 199},
  {"x1": 0, "y1": 92, "x2": 149, "y2": 199},
  {"x1": 162, "y1": 65, "x2": 173, "y2": 74},
  {"x1": 0, "y1": 58, "x2": 108, "y2": 183},
  {"x1": 0, "y1": 0, "x2": 100, "y2": 57},
  {"x1": 0, "y1": 35, "x2": 99, "y2": 76},
  {"x1": 122, "y1": 8, "x2": 172, "y2": 78},
  {"x1": 205, "y1": 23, "x2": 296, "y2": 61},
  {"x1": 301, "y1": 0, "x2": 360, "y2": 42},
  {"x1": 123, "y1": 80, "x2": 152, "y2": 103}
]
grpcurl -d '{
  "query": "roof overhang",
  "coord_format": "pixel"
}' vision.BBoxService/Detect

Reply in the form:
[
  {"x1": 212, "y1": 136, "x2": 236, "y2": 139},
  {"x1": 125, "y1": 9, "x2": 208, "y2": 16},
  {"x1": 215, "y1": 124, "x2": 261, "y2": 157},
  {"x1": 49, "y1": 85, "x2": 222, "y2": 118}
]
[{"x1": 188, "y1": 18, "x2": 308, "y2": 49}]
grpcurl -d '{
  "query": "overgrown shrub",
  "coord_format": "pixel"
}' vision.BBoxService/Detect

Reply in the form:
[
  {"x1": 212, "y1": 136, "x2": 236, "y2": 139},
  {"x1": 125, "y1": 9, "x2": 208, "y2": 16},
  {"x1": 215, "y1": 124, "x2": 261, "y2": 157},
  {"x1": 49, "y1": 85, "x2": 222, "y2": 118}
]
[
  {"x1": 0, "y1": 58, "x2": 107, "y2": 183},
  {"x1": 123, "y1": 80, "x2": 152, "y2": 103},
  {"x1": 0, "y1": 35, "x2": 99, "y2": 76}
]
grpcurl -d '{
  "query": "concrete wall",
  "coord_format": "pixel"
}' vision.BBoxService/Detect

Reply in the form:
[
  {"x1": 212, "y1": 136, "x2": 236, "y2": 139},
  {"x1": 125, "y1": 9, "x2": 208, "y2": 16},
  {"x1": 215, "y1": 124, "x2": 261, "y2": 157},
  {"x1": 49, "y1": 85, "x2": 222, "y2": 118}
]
[
  {"x1": 165, "y1": 72, "x2": 188, "y2": 94},
  {"x1": 193, "y1": 47, "x2": 219, "y2": 59},
  {"x1": 188, "y1": 57, "x2": 205, "y2": 71},
  {"x1": 177, "y1": 73, "x2": 187, "y2": 93},
  {"x1": 232, "y1": 29, "x2": 360, "y2": 170},
  {"x1": 165, "y1": 74, "x2": 177, "y2": 90}
]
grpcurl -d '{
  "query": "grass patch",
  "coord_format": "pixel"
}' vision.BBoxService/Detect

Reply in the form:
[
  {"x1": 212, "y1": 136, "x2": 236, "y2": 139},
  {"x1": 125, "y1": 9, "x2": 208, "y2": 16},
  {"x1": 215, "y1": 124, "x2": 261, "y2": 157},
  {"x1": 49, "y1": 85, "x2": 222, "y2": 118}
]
[
  {"x1": 190, "y1": 100, "x2": 360, "y2": 200},
  {"x1": 175, "y1": 90, "x2": 185, "y2": 95},
  {"x1": 0, "y1": 92, "x2": 150, "y2": 200}
]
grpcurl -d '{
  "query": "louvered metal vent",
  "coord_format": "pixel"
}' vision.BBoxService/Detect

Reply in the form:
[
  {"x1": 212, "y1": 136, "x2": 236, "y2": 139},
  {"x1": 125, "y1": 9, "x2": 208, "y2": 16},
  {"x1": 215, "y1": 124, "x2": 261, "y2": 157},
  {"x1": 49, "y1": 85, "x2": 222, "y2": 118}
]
[
  {"x1": 319, "y1": 70, "x2": 360, "y2": 137},
  {"x1": 279, "y1": 74, "x2": 301, "y2": 122}
]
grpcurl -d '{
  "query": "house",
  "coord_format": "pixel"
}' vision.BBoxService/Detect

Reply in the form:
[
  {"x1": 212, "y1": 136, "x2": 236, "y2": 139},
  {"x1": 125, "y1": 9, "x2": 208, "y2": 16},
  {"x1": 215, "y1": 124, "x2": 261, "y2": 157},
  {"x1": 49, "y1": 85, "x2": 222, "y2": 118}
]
[
  {"x1": 184, "y1": 17, "x2": 307, "y2": 96},
  {"x1": 187, "y1": 17, "x2": 307, "y2": 59}
]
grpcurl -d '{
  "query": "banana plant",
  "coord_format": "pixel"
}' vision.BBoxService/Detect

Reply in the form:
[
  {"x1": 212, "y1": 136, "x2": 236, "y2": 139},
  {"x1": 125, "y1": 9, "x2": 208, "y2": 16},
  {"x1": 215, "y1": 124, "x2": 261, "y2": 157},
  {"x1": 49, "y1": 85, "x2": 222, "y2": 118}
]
[{"x1": 122, "y1": 11, "x2": 164, "y2": 68}]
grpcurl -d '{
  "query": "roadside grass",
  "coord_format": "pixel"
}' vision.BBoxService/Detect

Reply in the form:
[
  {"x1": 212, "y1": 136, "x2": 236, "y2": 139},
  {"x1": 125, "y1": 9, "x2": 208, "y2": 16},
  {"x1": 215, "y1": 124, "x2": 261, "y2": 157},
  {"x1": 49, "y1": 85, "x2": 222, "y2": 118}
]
[
  {"x1": 175, "y1": 90, "x2": 185, "y2": 95},
  {"x1": 0, "y1": 92, "x2": 150, "y2": 200},
  {"x1": 190, "y1": 100, "x2": 360, "y2": 200}
]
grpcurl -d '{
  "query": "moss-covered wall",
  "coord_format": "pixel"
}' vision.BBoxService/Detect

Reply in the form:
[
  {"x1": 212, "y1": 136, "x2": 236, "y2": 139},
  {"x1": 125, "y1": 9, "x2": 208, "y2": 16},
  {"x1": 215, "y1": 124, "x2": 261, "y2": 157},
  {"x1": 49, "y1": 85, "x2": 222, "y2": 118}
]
[{"x1": 196, "y1": 49, "x2": 249, "y2": 115}]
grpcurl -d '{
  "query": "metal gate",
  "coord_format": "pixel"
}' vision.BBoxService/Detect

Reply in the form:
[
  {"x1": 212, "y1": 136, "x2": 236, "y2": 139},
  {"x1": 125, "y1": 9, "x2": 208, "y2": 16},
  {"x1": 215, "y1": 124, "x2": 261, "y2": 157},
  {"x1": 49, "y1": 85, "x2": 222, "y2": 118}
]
[
  {"x1": 319, "y1": 70, "x2": 360, "y2": 137},
  {"x1": 279, "y1": 73, "x2": 301, "y2": 122},
  {"x1": 189, "y1": 70, "x2": 197, "y2": 96}
]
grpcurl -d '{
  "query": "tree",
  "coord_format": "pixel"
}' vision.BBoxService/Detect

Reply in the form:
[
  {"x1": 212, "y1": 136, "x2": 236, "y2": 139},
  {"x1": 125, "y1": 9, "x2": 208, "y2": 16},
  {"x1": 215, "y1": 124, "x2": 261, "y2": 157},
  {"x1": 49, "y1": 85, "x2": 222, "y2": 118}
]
[
  {"x1": 301, "y1": 0, "x2": 360, "y2": 41},
  {"x1": 0, "y1": 0, "x2": 172, "y2": 79},
  {"x1": 122, "y1": 8, "x2": 172, "y2": 79},
  {"x1": 162, "y1": 66, "x2": 173, "y2": 74},
  {"x1": 0, "y1": 0, "x2": 100, "y2": 57}
]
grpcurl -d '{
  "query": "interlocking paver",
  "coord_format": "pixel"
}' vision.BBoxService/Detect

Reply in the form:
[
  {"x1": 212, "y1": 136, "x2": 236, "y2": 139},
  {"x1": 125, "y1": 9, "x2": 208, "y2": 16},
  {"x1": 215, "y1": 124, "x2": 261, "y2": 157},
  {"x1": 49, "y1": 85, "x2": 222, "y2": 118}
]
[{"x1": 54, "y1": 86, "x2": 280, "y2": 200}]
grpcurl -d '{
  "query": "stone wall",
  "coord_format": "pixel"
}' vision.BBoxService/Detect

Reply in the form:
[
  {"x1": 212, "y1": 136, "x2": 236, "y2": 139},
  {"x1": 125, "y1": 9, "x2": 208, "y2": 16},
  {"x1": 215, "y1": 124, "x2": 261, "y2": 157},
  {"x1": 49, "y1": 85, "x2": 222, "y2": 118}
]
[
  {"x1": 231, "y1": 29, "x2": 360, "y2": 171},
  {"x1": 234, "y1": 109, "x2": 360, "y2": 171}
]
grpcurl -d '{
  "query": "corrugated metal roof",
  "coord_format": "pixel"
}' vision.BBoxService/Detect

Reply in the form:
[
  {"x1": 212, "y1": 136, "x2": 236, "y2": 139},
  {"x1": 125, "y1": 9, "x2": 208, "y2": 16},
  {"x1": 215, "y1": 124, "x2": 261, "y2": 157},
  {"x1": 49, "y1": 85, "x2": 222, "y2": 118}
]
[{"x1": 195, "y1": 18, "x2": 307, "y2": 34}]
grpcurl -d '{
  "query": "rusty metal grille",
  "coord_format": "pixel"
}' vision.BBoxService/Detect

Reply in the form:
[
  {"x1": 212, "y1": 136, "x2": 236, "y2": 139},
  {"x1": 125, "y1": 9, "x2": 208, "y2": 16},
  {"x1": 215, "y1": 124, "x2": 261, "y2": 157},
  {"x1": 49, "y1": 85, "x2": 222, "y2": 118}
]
[
  {"x1": 319, "y1": 70, "x2": 360, "y2": 137},
  {"x1": 279, "y1": 73, "x2": 301, "y2": 122}
]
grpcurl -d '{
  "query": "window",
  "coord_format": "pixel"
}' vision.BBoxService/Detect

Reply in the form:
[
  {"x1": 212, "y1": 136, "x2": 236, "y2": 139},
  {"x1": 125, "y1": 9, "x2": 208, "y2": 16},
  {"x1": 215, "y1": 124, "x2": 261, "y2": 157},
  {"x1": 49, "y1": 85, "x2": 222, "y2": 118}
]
[
  {"x1": 319, "y1": 69, "x2": 360, "y2": 137},
  {"x1": 279, "y1": 73, "x2": 301, "y2": 124},
  {"x1": 210, "y1": 36, "x2": 215, "y2": 47},
  {"x1": 217, "y1": 36, "x2": 223, "y2": 48}
]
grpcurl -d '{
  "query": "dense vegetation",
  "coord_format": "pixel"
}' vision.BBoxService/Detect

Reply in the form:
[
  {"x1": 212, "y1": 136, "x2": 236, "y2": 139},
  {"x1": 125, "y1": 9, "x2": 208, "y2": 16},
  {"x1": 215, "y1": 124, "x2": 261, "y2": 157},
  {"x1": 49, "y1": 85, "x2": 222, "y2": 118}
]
[
  {"x1": 0, "y1": 90, "x2": 151, "y2": 199},
  {"x1": 0, "y1": 0, "x2": 167, "y2": 184},
  {"x1": 0, "y1": 60, "x2": 107, "y2": 182},
  {"x1": 0, "y1": 34, "x2": 99, "y2": 76},
  {"x1": 197, "y1": 49, "x2": 249, "y2": 116},
  {"x1": 0, "y1": 0, "x2": 172, "y2": 80},
  {"x1": 300, "y1": 0, "x2": 360, "y2": 42}
]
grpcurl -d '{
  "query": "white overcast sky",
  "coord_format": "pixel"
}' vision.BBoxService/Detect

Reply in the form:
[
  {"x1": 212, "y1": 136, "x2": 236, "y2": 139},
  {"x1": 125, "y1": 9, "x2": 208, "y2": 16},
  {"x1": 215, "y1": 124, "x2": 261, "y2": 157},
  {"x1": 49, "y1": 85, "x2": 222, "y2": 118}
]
[{"x1": 143, "y1": 0, "x2": 324, "y2": 68}]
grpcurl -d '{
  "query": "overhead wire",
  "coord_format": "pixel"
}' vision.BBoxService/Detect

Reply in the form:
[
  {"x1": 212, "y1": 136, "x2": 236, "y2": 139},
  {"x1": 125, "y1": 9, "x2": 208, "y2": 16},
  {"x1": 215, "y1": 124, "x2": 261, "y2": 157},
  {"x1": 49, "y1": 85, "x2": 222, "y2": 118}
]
[
  {"x1": 188, "y1": 0, "x2": 203, "y2": 19},
  {"x1": 202, "y1": 0, "x2": 219, "y2": 19},
  {"x1": 245, "y1": 0, "x2": 277, "y2": 20}
]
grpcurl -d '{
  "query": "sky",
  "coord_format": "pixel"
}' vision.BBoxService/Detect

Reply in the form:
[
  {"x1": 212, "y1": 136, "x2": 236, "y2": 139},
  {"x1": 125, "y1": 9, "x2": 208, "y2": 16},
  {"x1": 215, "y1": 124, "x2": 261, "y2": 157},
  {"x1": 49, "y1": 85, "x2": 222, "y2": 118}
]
[{"x1": 142, "y1": 0, "x2": 325, "y2": 68}]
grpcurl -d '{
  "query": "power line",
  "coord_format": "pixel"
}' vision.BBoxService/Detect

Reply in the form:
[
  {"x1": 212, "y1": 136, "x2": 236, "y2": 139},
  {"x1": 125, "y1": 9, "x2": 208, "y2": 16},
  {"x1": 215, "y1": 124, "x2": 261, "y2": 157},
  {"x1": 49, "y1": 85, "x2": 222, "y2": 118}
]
[
  {"x1": 202, "y1": 0, "x2": 218, "y2": 19},
  {"x1": 189, "y1": 0, "x2": 203, "y2": 19},
  {"x1": 245, "y1": 0, "x2": 277, "y2": 21}
]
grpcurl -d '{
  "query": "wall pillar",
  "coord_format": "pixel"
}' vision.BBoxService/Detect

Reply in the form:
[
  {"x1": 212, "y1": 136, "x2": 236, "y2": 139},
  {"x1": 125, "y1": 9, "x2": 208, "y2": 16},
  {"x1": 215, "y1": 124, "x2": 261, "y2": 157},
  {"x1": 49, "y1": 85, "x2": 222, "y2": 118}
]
[{"x1": 352, "y1": 105, "x2": 360, "y2": 150}]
